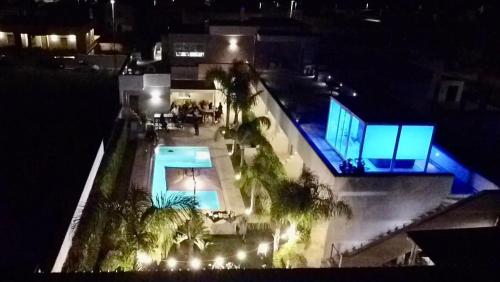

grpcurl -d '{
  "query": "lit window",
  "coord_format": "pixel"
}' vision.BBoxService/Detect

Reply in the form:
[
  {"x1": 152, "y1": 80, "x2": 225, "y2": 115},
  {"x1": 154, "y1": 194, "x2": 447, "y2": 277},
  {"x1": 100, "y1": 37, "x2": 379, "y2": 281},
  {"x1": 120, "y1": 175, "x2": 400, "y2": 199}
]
[{"x1": 174, "y1": 43, "x2": 205, "y2": 57}]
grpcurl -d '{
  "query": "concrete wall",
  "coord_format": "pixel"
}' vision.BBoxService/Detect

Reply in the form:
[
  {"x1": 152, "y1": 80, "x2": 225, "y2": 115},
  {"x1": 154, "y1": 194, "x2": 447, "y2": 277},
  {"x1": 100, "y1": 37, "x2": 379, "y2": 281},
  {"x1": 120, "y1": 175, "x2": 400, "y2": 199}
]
[
  {"x1": 340, "y1": 191, "x2": 500, "y2": 267},
  {"x1": 119, "y1": 75, "x2": 143, "y2": 104},
  {"x1": 207, "y1": 34, "x2": 255, "y2": 64},
  {"x1": 326, "y1": 175, "x2": 453, "y2": 255},
  {"x1": 171, "y1": 66, "x2": 198, "y2": 80},
  {"x1": 119, "y1": 73, "x2": 171, "y2": 116},
  {"x1": 52, "y1": 142, "x2": 105, "y2": 272}
]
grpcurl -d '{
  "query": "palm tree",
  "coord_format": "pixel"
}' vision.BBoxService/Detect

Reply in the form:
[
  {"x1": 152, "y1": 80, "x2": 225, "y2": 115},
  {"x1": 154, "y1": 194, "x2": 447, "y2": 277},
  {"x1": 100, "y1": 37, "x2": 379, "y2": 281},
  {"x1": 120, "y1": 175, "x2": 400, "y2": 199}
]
[
  {"x1": 206, "y1": 67, "x2": 233, "y2": 128},
  {"x1": 173, "y1": 210, "x2": 210, "y2": 259},
  {"x1": 102, "y1": 187, "x2": 197, "y2": 270},
  {"x1": 215, "y1": 112, "x2": 271, "y2": 168},
  {"x1": 270, "y1": 168, "x2": 352, "y2": 254},
  {"x1": 229, "y1": 62, "x2": 262, "y2": 125},
  {"x1": 239, "y1": 143, "x2": 286, "y2": 213},
  {"x1": 205, "y1": 60, "x2": 261, "y2": 127}
]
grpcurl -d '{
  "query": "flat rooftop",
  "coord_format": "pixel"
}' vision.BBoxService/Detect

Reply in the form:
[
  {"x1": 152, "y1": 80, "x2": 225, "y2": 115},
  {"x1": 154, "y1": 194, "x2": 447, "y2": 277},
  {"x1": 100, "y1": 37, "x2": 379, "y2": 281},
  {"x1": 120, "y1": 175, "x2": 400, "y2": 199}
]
[
  {"x1": 259, "y1": 69, "x2": 445, "y2": 175},
  {"x1": 334, "y1": 94, "x2": 433, "y2": 124},
  {"x1": 409, "y1": 227, "x2": 500, "y2": 266}
]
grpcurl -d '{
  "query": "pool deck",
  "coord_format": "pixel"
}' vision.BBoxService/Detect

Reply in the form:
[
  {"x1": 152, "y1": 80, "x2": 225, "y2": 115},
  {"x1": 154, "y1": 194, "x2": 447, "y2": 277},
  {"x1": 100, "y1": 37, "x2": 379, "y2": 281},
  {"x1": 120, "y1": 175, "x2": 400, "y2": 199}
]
[{"x1": 130, "y1": 123, "x2": 246, "y2": 218}]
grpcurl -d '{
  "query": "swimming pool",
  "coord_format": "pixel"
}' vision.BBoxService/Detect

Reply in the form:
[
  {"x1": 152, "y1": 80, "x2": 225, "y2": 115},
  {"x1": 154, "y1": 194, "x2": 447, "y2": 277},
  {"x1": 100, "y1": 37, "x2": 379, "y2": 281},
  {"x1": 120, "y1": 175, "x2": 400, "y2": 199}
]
[{"x1": 151, "y1": 146, "x2": 220, "y2": 210}]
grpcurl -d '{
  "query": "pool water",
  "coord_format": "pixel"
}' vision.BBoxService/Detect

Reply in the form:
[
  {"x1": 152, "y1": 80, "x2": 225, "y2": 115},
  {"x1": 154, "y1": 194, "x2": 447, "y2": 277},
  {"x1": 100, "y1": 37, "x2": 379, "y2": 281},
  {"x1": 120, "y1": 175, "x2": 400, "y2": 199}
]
[
  {"x1": 165, "y1": 191, "x2": 220, "y2": 210},
  {"x1": 152, "y1": 146, "x2": 220, "y2": 210}
]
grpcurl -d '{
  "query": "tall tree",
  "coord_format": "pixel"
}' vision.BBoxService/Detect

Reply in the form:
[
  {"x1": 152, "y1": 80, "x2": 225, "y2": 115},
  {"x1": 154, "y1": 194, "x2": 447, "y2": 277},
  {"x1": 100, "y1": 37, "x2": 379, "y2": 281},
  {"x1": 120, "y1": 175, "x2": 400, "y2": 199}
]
[
  {"x1": 206, "y1": 67, "x2": 233, "y2": 128},
  {"x1": 205, "y1": 60, "x2": 262, "y2": 127},
  {"x1": 101, "y1": 188, "x2": 196, "y2": 271},
  {"x1": 173, "y1": 210, "x2": 210, "y2": 259},
  {"x1": 270, "y1": 168, "x2": 352, "y2": 254},
  {"x1": 239, "y1": 142, "x2": 286, "y2": 213},
  {"x1": 215, "y1": 111, "x2": 270, "y2": 168}
]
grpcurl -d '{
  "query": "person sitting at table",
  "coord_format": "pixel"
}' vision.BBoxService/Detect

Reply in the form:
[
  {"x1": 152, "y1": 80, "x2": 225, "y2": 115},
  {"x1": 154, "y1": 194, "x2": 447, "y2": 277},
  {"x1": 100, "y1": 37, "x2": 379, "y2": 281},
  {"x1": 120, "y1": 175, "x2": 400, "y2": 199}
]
[
  {"x1": 170, "y1": 104, "x2": 179, "y2": 117},
  {"x1": 208, "y1": 102, "x2": 213, "y2": 110}
]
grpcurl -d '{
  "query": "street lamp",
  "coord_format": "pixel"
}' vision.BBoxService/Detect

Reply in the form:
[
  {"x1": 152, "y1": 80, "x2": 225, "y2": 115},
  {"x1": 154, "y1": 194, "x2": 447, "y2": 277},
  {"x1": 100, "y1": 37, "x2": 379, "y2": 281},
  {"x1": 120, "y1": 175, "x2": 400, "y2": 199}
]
[
  {"x1": 110, "y1": 0, "x2": 116, "y2": 70},
  {"x1": 110, "y1": 0, "x2": 115, "y2": 35}
]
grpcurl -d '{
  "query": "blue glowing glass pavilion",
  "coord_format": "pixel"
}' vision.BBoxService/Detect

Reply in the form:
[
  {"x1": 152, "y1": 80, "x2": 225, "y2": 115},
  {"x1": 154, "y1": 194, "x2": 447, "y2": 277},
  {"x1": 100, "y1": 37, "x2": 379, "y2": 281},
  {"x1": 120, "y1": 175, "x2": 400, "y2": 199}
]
[{"x1": 325, "y1": 97, "x2": 435, "y2": 173}]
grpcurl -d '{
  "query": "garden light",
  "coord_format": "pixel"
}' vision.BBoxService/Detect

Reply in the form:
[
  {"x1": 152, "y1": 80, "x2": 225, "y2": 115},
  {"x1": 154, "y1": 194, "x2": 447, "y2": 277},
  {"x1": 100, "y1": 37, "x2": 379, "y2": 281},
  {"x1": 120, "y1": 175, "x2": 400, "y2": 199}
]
[
  {"x1": 136, "y1": 251, "x2": 152, "y2": 265},
  {"x1": 213, "y1": 256, "x2": 225, "y2": 269},
  {"x1": 244, "y1": 208, "x2": 252, "y2": 215},
  {"x1": 236, "y1": 250, "x2": 247, "y2": 261},
  {"x1": 167, "y1": 257, "x2": 177, "y2": 269},
  {"x1": 190, "y1": 258, "x2": 202, "y2": 270},
  {"x1": 257, "y1": 242, "x2": 269, "y2": 256}
]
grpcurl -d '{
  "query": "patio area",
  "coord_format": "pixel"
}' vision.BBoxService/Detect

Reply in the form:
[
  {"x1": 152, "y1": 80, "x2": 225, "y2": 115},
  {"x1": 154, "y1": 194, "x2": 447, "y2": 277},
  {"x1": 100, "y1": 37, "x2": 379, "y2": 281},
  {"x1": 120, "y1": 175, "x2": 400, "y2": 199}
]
[{"x1": 129, "y1": 121, "x2": 246, "y2": 234}]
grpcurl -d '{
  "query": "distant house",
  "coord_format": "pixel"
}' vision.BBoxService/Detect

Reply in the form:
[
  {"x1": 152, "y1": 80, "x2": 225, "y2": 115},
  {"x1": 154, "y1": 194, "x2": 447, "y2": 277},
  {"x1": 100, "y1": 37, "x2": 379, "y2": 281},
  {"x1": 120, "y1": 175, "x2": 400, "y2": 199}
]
[
  {"x1": 0, "y1": 6, "x2": 99, "y2": 55},
  {"x1": 162, "y1": 18, "x2": 319, "y2": 79}
]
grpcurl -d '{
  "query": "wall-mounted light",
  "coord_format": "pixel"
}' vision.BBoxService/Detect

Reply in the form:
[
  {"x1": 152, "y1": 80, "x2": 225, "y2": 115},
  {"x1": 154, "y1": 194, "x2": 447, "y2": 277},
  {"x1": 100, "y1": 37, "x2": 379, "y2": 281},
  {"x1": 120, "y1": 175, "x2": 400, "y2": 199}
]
[
  {"x1": 68, "y1": 35, "x2": 76, "y2": 42},
  {"x1": 0, "y1": 31, "x2": 5, "y2": 40},
  {"x1": 229, "y1": 38, "x2": 238, "y2": 51},
  {"x1": 151, "y1": 89, "x2": 162, "y2": 104}
]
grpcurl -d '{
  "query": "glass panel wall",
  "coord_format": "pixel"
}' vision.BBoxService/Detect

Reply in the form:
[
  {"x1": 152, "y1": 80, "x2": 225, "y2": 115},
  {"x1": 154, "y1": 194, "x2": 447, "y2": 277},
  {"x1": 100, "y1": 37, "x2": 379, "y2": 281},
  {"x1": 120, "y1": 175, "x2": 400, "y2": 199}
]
[
  {"x1": 394, "y1": 125, "x2": 434, "y2": 172},
  {"x1": 346, "y1": 116, "x2": 364, "y2": 160},
  {"x1": 361, "y1": 125, "x2": 399, "y2": 170},
  {"x1": 326, "y1": 99, "x2": 434, "y2": 173},
  {"x1": 325, "y1": 99, "x2": 341, "y2": 144},
  {"x1": 326, "y1": 99, "x2": 365, "y2": 160}
]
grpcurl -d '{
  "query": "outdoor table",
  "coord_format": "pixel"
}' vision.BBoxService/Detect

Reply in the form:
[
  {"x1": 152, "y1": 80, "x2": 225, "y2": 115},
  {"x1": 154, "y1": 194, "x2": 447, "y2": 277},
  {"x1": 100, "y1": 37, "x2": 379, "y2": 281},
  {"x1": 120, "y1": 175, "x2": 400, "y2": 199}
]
[{"x1": 201, "y1": 109, "x2": 215, "y2": 124}]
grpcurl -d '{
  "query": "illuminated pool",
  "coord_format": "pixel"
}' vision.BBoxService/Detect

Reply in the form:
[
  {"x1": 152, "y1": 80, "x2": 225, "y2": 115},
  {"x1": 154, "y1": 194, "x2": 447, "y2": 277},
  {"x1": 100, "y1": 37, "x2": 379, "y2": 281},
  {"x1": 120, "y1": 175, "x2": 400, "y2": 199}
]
[
  {"x1": 151, "y1": 146, "x2": 220, "y2": 210},
  {"x1": 164, "y1": 191, "x2": 220, "y2": 210}
]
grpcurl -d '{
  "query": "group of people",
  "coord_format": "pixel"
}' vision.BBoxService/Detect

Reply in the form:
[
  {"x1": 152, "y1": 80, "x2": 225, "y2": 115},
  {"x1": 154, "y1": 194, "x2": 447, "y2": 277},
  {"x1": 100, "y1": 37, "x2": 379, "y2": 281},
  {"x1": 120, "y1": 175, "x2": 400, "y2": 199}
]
[{"x1": 157, "y1": 101, "x2": 224, "y2": 136}]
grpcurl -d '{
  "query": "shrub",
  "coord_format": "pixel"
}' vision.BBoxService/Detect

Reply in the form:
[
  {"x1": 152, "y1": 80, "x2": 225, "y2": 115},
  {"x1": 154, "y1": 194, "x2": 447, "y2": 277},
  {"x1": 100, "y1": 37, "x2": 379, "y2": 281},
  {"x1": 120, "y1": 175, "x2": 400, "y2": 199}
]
[{"x1": 63, "y1": 122, "x2": 128, "y2": 272}]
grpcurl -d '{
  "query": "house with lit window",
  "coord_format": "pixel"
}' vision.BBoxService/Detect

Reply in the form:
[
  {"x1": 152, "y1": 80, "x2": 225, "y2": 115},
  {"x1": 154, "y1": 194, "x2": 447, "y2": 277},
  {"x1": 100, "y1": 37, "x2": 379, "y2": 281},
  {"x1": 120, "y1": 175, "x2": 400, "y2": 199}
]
[
  {"x1": 0, "y1": 10, "x2": 99, "y2": 54},
  {"x1": 162, "y1": 18, "x2": 318, "y2": 79}
]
